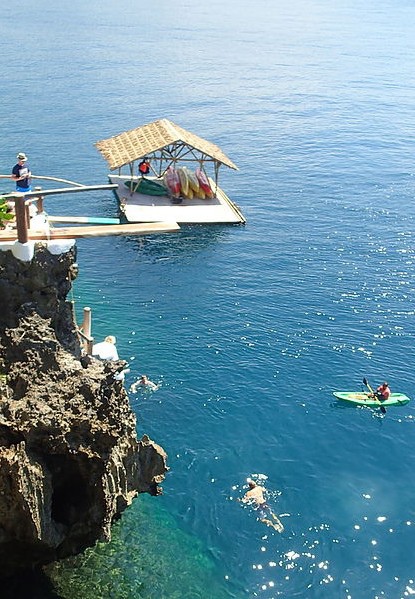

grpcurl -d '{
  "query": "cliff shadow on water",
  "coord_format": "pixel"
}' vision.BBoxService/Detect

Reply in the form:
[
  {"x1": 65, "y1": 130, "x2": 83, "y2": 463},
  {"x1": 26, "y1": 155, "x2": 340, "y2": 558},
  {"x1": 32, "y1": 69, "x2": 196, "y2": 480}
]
[{"x1": 2, "y1": 569, "x2": 62, "y2": 599}]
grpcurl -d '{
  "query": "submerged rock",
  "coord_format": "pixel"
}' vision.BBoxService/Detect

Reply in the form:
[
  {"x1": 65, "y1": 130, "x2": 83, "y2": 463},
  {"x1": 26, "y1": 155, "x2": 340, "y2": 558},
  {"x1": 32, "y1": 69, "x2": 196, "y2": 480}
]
[{"x1": 0, "y1": 245, "x2": 168, "y2": 578}]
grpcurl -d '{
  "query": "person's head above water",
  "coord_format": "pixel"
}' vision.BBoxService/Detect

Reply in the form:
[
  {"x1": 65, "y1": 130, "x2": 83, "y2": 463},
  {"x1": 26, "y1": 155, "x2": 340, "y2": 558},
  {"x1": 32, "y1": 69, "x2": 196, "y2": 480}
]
[{"x1": 247, "y1": 478, "x2": 256, "y2": 489}]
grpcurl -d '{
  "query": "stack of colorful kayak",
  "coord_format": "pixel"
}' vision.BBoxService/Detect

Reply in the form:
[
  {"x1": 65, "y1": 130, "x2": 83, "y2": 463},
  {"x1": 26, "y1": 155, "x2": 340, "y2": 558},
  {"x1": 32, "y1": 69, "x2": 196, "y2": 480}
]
[{"x1": 163, "y1": 166, "x2": 215, "y2": 200}]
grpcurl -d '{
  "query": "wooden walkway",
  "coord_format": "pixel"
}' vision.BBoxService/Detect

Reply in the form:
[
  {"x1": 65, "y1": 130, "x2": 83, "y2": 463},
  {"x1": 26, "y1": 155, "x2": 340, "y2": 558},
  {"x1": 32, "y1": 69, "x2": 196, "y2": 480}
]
[{"x1": 0, "y1": 222, "x2": 180, "y2": 242}]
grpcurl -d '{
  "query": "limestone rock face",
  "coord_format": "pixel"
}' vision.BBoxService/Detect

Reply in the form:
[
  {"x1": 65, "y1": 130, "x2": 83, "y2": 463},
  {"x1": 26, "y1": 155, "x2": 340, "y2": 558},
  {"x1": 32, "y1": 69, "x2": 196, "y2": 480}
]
[
  {"x1": 0, "y1": 246, "x2": 168, "y2": 578},
  {"x1": 0, "y1": 245, "x2": 79, "y2": 354}
]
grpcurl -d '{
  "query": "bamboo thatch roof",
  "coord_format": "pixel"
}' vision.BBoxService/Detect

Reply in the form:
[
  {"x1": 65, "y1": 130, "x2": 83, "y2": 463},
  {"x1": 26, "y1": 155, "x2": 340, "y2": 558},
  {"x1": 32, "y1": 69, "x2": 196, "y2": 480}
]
[{"x1": 95, "y1": 118, "x2": 238, "y2": 171}]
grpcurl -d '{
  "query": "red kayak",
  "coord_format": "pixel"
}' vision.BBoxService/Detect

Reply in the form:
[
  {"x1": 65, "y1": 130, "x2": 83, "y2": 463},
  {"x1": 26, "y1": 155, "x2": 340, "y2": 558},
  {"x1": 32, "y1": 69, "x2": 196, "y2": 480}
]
[
  {"x1": 164, "y1": 166, "x2": 181, "y2": 196},
  {"x1": 195, "y1": 168, "x2": 213, "y2": 197}
]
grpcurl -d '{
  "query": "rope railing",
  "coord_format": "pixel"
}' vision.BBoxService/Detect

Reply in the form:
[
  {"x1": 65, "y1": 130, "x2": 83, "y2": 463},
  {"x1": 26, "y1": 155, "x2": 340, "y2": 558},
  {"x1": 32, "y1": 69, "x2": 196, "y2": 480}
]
[{"x1": 0, "y1": 174, "x2": 85, "y2": 187}]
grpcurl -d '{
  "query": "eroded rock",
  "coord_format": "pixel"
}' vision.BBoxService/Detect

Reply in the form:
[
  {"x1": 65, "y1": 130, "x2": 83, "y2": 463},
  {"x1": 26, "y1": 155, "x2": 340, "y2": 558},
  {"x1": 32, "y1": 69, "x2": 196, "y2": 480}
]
[{"x1": 0, "y1": 245, "x2": 168, "y2": 577}]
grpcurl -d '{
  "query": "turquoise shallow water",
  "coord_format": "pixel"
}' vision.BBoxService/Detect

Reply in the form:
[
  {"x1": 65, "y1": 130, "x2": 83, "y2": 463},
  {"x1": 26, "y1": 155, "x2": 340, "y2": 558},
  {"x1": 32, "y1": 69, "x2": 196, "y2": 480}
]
[{"x1": 2, "y1": 1, "x2": 415, "y2": 597}]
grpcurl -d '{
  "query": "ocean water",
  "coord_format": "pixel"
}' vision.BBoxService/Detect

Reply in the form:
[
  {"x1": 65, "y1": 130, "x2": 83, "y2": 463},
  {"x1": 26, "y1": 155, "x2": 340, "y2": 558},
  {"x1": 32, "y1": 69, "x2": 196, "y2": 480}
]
[{"x1": 2, "y1": 0, "x2": 415, "y2": 597}]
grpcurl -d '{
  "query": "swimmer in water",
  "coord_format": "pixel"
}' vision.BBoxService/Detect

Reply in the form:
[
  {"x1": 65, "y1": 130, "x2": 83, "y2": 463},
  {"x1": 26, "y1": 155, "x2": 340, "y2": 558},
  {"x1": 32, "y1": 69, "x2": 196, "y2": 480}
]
[
  {"x1": 240, "y1": 479, "x2": 284, "y2": 533},
  {"x1": 130, "y1": 374, "x2": 158, "y2": 393}
]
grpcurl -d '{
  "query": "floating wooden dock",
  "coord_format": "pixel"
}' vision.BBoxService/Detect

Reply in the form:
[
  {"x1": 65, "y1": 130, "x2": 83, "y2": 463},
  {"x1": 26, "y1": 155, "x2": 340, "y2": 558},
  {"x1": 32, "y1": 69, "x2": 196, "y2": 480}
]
[
  {"x1": 110, "y1": 175, "x2": 245, "y2": 225},
  {"x1": 95, "y1": 119, "x2": 246, "y2": 225}
]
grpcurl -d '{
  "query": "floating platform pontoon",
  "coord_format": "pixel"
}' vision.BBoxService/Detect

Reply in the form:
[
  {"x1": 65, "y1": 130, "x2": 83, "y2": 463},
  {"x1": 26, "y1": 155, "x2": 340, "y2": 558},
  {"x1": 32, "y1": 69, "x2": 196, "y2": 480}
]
[
  {"x1": 109, "y1": 175, "x2": 245, "y2": 224},
  {"x1": 96, "y1": 119, "x2": 246, "y2": 225}
]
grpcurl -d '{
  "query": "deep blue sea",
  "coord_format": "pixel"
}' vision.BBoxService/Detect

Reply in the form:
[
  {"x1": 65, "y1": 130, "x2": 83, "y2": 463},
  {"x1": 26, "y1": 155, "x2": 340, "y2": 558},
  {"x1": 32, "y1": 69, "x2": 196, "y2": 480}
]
[{"x1": 2, "y1": 1, "x2": 415, "y2": 597}]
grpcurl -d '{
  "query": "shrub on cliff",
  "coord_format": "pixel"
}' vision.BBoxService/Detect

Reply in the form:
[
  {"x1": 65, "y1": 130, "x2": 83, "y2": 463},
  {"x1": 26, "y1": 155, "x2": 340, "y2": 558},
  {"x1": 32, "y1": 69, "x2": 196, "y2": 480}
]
[{"x1": 0, "y1": 198, "x2": 14, "y2": 228}]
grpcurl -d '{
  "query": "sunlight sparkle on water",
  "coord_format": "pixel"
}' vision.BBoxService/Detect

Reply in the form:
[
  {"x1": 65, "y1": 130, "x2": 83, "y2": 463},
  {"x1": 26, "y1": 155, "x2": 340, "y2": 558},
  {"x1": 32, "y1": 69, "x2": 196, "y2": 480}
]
[{"x1": 285, "y1": 551, "x2": 300, "y2": 560}]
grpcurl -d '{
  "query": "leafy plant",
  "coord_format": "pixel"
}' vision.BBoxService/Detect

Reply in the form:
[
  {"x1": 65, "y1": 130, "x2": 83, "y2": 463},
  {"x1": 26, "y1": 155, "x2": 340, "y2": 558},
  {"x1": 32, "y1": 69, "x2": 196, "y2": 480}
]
[{"x1": 0, "y1": 197, "x2": 15, "y2": 228}]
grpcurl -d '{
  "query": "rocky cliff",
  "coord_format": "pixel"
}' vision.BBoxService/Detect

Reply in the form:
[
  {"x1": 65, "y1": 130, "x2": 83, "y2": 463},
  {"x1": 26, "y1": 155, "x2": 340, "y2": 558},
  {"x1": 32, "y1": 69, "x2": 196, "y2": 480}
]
[{"x1": 0, "y1": 244, "x2": 168, "y2": 578}]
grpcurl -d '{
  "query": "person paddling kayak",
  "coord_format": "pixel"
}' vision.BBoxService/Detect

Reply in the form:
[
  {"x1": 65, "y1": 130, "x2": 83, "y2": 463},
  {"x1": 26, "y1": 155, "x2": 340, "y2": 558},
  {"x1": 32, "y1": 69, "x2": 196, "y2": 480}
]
[
  {"x1": 333, "y1": 380, "x2": 409, "y2": 409},
  {"x1": 375, "y1": 381, "x2": 391, "y2": 402}
]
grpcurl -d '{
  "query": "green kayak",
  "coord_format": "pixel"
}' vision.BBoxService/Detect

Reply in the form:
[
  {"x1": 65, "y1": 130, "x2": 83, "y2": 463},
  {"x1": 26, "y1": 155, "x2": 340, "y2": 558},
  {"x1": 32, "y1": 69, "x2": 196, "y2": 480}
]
[
  {"x1": 333, "y1": 391, "x2": 410, "y2": 407},
  {"x1": 124, "y1": 178, "x2": 167, "y2": 196}
]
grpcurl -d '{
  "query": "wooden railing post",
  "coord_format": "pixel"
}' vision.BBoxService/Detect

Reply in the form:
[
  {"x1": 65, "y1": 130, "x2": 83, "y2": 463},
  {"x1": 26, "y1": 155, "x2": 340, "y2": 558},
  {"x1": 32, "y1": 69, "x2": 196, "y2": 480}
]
[
  {"x1": 76, "y1": 307, "x2": 94, "y2": 355},
  {"x1": 14, "y1": 194, "x2": 29, "y2": 243},
  {"x1": 34, "y1": 186, "x2": 44, "y2": 213},
  {"x1": 83, "y1": 307, "x2": 92, "y2": 354},
  {"x1": 86, "y1": 337, "x2": 94, "y2": 355},
  {"x1": 25, "y1": 203, "x2": 31, "y2": 229},
  {"x1": 82, "y1": 306, "x2": 92, "y2": 340},
  {"x1": 77, "y1": 329, "x2": 94, "y2": 355}
]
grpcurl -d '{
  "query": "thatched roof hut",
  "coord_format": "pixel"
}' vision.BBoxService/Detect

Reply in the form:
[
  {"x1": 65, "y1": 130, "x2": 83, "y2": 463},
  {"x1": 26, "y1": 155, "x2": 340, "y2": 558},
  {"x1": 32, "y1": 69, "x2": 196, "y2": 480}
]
[{"x1": 95, "y1": 118, "x2": 238, "y2": 179}]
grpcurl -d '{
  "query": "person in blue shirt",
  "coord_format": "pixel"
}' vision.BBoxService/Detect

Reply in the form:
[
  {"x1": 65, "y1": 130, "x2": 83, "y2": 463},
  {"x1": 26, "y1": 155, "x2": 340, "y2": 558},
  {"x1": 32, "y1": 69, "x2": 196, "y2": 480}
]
[{"x1": 12, "y1": 152, "x2": 32, "y2": 192}]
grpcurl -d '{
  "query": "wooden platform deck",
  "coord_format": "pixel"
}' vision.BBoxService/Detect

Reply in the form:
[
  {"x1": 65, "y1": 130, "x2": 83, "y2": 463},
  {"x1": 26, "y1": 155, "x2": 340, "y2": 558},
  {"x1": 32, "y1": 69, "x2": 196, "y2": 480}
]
[{"x1": 109, "y1": 175, "x2": 245, "y2": 225}]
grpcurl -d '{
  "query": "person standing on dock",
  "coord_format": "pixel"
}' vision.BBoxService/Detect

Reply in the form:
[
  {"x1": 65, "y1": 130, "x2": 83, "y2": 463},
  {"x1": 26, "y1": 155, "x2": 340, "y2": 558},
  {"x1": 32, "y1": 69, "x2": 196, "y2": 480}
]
[{"x1": 11, "y1": 152, "x2": 32, "y2": 192}]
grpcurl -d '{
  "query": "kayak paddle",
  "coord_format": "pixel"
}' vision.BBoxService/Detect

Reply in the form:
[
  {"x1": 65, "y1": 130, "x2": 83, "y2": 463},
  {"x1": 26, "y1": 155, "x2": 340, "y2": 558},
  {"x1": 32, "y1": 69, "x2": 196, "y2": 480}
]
[{"x1": 363, "y1": 377, "x2": 386, "y2": 414}]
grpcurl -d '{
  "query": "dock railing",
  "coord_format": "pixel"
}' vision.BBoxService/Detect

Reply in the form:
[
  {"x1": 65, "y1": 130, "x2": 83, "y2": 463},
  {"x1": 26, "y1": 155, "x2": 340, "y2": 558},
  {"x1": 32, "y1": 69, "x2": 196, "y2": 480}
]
[{"x1": 3, "y1": 183, "x2": 118, "y2": 243}]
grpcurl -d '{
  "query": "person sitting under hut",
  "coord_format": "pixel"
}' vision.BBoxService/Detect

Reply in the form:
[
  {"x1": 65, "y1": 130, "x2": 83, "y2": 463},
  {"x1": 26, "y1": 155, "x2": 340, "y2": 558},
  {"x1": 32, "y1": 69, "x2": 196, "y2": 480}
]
[{"x1": 138, "y1": 158, "x2": 150, "y2": 177}]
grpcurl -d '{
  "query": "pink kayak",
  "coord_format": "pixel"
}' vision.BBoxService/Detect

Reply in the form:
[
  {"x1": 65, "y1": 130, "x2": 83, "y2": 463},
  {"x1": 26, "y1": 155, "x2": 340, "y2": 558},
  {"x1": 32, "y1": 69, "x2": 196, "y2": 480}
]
[
  {"x1": 195, "y1": 168, "x2": 213, "y2": 197},
  {"x1": 164, "y1": 166, "x2": 181, "y2": 196}
]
